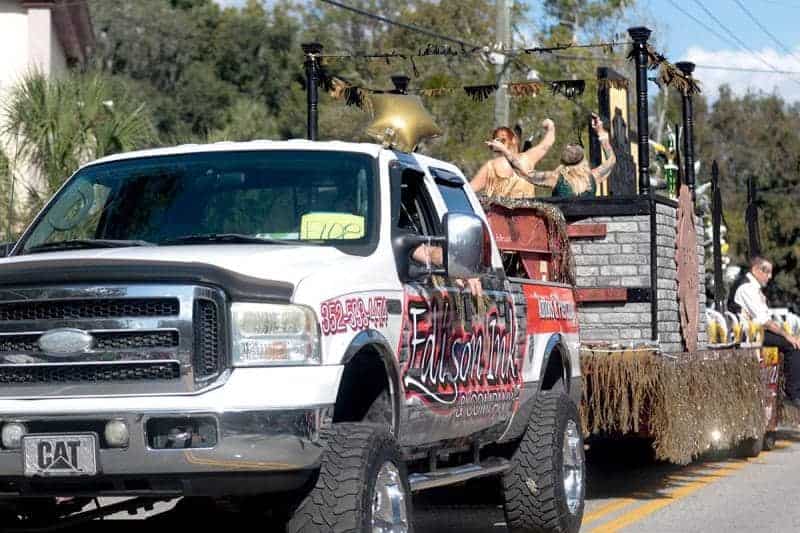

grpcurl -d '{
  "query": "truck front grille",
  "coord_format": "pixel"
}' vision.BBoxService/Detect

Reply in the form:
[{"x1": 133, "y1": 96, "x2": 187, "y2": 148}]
[
  {"x1": 0, "y1": 285, "x2": 227, "y2": 396},
  {"x1": 194, "y1": 299, "x2": 221, "y2": 378},
  {"x1": 0, "y1": 331, "x2": 180, "y2": 353},
  {"x1": 0, "y1": 298, "x2": 179, "y2": 322},
  {"x1": 0, "y1": 361, "x2": 181, "y2": 384}
]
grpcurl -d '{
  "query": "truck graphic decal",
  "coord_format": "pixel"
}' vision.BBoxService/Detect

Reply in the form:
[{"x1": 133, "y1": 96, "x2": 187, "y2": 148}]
[
  {"x1": 320, "y1": 296, "x2": 389, "y2": 335},
  {"x1": 401, "y1": 287, "x2": 521, "y2": 411}
]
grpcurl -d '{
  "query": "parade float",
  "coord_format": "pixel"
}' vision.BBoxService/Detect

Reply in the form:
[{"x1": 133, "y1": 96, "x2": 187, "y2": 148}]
[{"x1": 304, "y1": 25, "x2": 788, "y2": 465}]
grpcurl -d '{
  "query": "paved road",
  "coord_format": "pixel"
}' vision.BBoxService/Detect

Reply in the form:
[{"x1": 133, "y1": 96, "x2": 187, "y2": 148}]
[{"x1": 10, "y1": 429, "x2": 800, "y2": 532}]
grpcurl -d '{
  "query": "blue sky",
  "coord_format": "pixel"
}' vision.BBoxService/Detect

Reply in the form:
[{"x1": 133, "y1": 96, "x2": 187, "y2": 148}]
[
  {"x1": 642, "y1": 0, "x2": 800, "y2": 101},
  {"x1": 214, "y1": 0, "x2": 800, "y2": 101}
]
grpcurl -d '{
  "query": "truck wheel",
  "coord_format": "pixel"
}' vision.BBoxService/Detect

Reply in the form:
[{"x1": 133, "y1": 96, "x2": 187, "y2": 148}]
[
  {"x1": 734, "y1": 436, "x2": 762, "y2": 458},
  {"x1": 287, "y1": 422, "x2": 411, "y2": 533},
  {"x1": 364, "y1": 389, "x2": 393, "y2": 431},
  {"x1": 502, "y1": 393, "x2": 585, "y2": 533},
  {"x1": 763, "y1": 431, "x2": 777, "y2": 451}
]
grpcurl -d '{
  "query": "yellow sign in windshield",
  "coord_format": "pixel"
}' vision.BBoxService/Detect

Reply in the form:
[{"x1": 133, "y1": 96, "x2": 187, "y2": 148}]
[{"x1": 300, "y1": 212, "x2": 365, "y2": 240}]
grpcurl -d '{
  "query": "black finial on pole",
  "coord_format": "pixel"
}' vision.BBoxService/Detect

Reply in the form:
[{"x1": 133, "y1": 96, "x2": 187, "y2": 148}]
[
  {"x1": 746, "y1": 176, "x2": 761, "y2": 258},
  {"x1": 711, "y1": 161, "x2": 724, "y2": 311},
  {"x1": 390, "y1": 75, "x2": 410, "y2": 94},
  {"x1": 676, "y1": 61, "x2": 696, "y2": 201},
  {"x1": 628, "y1": 26, "x2": 652, "y2": 196},
  {"x1": 302, "y1": 42, "x2": 323, "y2": 141}
]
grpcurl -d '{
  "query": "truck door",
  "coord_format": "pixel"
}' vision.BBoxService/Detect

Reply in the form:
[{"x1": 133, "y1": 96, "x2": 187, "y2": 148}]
[
  {"x1": 391, "y1": 164, "x2": 455, "y2": 446},
  {"x1": 428, "y1": 168, "x2": 521, "y2": 439},
  {"x1": 392, "y1": 163, "x2": 520, "y2": 446}
]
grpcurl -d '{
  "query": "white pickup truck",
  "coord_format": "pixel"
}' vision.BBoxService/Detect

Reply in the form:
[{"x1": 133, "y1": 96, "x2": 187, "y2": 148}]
[{"x1": 0, "y1": 140, "x2": 583, "y2": 532}]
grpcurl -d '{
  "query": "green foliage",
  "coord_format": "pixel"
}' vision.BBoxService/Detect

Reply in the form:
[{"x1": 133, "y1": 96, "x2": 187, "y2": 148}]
[
  {"x1": 543, "y1": 0, "x2": 634, "y2": 42},
  {"x1": 85, "y1": 0, "x2": 633, "y2": 171},
  {"x1": 1, "y1": 71, "x2": 156, "y2": 216},
  {"x1": 89, "y1": 0, "x2": 305, "y2": 141},
  {"x1": 0, "y1": 150, "x2": 10, "y2": 240},
  {"x1": 695, "y1": 86, "x2": 800, "y2": 309}
]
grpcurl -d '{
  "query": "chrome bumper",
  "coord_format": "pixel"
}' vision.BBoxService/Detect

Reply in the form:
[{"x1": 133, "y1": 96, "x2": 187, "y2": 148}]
[{"x1": 0, "y1": 366, "x2": 343, "y2": 496}]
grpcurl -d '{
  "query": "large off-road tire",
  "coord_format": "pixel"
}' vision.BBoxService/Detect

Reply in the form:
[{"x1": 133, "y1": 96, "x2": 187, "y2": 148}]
[
  {"x1": 364, "y1": 390, "x2": 393, "y2": 431},
  {"x1": 763, "y1": 431, "x2": 777, "y2": 451},
  {"x1": 502, "y1": 393, "x2": 585, "y2": 533},
  {"x1": 287, "y1": 422, "x2": 411, "y2": 533},
  {"x1": 734, "y1": 436, "x2": 763, "y2": 458}
]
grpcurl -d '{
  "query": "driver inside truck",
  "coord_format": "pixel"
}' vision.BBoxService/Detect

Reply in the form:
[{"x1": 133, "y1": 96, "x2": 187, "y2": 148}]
[{"x1": 399, "y1": 189, "x2": 483, "y2": 298}]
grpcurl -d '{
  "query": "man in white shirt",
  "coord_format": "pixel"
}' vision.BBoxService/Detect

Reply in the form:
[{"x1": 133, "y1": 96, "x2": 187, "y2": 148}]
[{"x1": 734, "y1": 256, "x2": 800, "y2": 405}]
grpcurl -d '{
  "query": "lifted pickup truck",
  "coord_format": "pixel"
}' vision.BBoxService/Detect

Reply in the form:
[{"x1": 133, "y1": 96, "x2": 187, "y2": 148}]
[{"x1": 0, "y1": 140, "x2": 583, "y2": 532}]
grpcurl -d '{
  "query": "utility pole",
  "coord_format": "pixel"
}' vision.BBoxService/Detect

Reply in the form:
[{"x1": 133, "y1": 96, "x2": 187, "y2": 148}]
[{"x1": 494, "y1": 0, "x2": 512, "y2": 127}]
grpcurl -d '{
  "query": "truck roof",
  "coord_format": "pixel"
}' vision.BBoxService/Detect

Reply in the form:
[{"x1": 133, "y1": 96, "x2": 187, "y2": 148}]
[
  {"x1": 85, "y1": 140, "x2": 467, "y2": 178},
  {"x1": 86, "y1": 140, "x2": 387, "y2": 168}
]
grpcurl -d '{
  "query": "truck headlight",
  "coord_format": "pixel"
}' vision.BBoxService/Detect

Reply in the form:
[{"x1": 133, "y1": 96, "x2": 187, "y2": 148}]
[{"x1": 231, "y1": 303, "x2": 321, "y2": 366}]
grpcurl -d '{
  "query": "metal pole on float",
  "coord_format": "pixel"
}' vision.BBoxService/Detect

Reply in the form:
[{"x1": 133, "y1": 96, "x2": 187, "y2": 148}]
[
  {"x1": 746, "y1": 176, "x2": 761, "y2": 258},
  {"x1": 628, "y1": 26, "x2": 652, "y2": 196},
  {"x1": 676, "y1": 61, "x2": 697, "y2": 201},
  {"x1": 711, "y1": 161, "x2": 724, "y2": 311},
  {"x1": 302, "y1": 43, "x2": 323, "y2": 141}
]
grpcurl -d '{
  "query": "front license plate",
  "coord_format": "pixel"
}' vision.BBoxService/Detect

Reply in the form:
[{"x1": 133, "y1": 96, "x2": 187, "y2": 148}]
[{"x1": 23, "y1": 434, "x2": 98, "y2": 477}]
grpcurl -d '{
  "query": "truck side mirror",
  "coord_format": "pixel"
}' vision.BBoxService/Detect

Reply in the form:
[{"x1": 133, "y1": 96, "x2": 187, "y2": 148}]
[
  {"x1": 444, "y1": 212, "x2": 490, "y2": 278},
  {"x1": 0, "y1": 242, "x2": 15, "y2": 258}
]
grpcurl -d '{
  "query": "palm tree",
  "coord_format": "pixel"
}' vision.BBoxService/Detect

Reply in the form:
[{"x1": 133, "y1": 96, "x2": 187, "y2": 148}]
[
  {"x1": 1, "y1": 71, "x2": 156, "y2": 228},
  {"x1": 0, "y1": 150, "x2": 11, "y2": 241}
]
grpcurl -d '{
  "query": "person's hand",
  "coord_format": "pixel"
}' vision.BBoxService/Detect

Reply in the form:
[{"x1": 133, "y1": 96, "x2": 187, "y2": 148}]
[
  {"x1": 485, "y1": 139, "x2": 509, "y2": 155},
  {"x1": 454, "y1": 277, "x2": 483, "y2": 298},
  {"x1": 790, "y1": 335, "x2": 800, "y2": 350},
  {"x1": 591, "y1": 113, "x2": 605, "y2": 135},
  {"x1": 541, "y1": 118, "x2": 555, "y2": 131}
]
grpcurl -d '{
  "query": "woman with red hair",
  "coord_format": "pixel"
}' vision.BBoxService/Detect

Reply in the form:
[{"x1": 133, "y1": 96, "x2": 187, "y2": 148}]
[{"x1": 469, "y1": 119, "x2": 555, "y2": 198}]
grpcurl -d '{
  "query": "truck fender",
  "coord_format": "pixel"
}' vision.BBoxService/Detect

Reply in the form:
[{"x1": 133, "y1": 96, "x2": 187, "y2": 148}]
[
  {"x1": 338, "y1": 330, "x2": 402, "y2": 436},
  {"x1": 538, "y1": 333, "x2": 571, "y2": 394}
]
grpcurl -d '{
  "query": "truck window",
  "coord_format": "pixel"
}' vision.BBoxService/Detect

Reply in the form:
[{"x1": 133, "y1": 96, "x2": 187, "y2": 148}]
[
  {"x1": 398, "y1": 169, "x2": 439, "y2": 237},
  {"x1": 430, "y1": 168, "x2": 474, "y2": 215},
  {"x1": 19, "y1": 150, "x2": 378, "y2": 254}
]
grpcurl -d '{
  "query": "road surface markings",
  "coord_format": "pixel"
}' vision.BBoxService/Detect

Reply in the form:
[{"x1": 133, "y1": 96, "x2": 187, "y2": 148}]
[
  {"x1": 586, "y1": 460, "x2": 752, "y2": 532},
  {"x1": 582, "y1": 498, "x2": 640, "y2": 526}
]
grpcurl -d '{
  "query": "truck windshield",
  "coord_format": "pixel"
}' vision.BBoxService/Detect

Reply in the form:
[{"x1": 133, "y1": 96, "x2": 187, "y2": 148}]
[{"x1": 19, "y1": 150, "x2": 377, "y2": 254}]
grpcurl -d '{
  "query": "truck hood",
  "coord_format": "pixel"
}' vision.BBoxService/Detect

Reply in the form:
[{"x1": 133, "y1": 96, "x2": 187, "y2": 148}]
[{"x1": 1, "y1": 245, "x2": 359, "y2": 287}]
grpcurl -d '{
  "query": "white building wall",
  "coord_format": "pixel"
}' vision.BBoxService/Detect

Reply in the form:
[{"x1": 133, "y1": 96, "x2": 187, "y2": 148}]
[
  {"x1": 26, "y1": 8, "x2": 55, "y2": 74},
  {"x1": 0, "y1": 1, "x2": 72, "y2": 227},
  {"x1": 0, "y1": 0, "x2": 30, "y2": 93}
]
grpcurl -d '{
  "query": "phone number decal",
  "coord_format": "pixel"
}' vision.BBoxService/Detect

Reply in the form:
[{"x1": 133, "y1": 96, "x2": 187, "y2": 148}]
[{"x1": 320, "y1": 297, "x2": 389, "y2": 335}]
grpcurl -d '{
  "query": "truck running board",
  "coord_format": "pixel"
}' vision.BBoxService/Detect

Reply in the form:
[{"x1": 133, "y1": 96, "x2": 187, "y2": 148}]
[{"x1": 408, "y1": 457, "x2": 510, "y2": 492}]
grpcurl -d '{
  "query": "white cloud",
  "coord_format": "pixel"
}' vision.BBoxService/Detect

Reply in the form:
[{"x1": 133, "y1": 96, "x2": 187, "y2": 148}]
[
  {"x1": 214, "y1": 0, "x2": 246, "y2": 7},
  {"x1": 687, "y1": 46, "x2": 800, "y2": 103}
]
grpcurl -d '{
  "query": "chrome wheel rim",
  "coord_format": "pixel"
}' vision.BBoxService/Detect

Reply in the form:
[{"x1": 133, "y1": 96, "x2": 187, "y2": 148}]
[
  {"x1": 562, "y1": 419, "x2": 585, "y2": 514},
  {"x1": 372, "y1": 461, "x2": 409, "y2": 533}
]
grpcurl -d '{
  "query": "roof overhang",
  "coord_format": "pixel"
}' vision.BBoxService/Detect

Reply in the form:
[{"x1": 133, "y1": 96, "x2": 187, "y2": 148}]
[{"x1": 20, "y1": 0, "x2": 95, "y2": 66}]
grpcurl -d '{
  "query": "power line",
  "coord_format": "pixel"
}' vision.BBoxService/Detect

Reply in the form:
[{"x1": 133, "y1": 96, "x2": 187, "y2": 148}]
[
  {"x1": 665, "y1": 0, "x2": 741, "y2": 51},
  {"x1": 319, "y1": 0, "x2": 479, "y2": 50},
  {"x1": 732, "y1": 0, "x2": 796, "y2": 54},
  {"x1": 689, "y1": 0, "x2": 800, "y2": 85},
  {"x1": 695, "y1": 64, "x2": 800, "y2": 74},
  {"x1": 754, "y1": 0, "x2": 800, "y2": 7},
  {"x1": 732, "y1": 0, "x2": 800, "y2": 64},
  {"x1": 552, "y1": 53, "x2": 800, "y2": 76}
]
